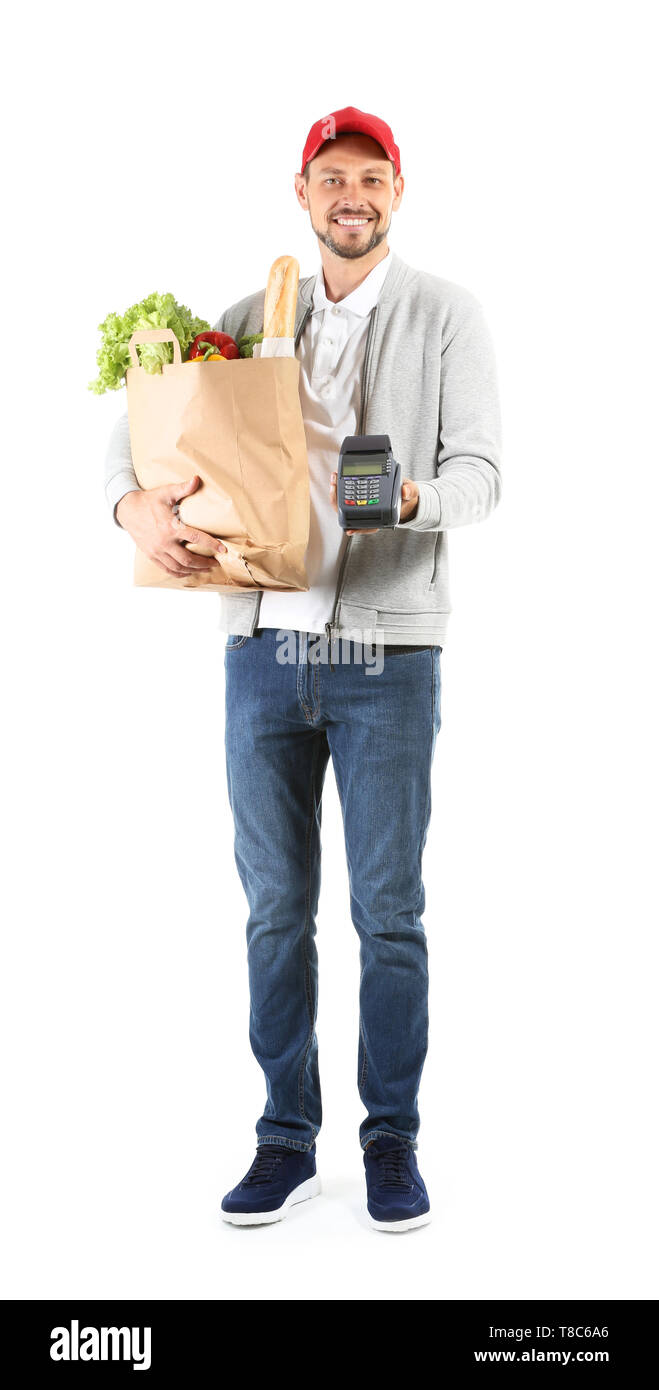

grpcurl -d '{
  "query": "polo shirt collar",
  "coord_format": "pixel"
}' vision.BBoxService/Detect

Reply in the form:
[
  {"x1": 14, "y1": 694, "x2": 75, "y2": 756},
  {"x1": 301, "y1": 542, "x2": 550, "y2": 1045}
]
[{"x1": 311, "y1": 248, "x2": 392, "y2": 318}]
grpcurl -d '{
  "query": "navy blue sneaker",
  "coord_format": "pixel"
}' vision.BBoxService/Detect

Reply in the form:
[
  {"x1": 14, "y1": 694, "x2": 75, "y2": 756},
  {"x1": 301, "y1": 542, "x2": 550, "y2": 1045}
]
[
  {"x1": 221, "y1": 1143, "x2": 320, "y2": 1226},
  {"x1": 364, "y1": 1136, "x2": 431, "y2": 1231}
]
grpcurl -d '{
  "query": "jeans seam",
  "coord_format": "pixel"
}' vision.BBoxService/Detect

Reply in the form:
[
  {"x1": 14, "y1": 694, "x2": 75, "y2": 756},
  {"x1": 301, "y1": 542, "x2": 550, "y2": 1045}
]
[
  {"x1": 358, "y1": 956, "x2": 369, "y2": 1093},
  {"x1": 296, "y1": 639, "x2": 315, "y2": 723},
  {"x1": 297, "y1": 736, "x2": 320, "y2": 1129},
  {"x1": 359, "y1": 1018, "x2": 368, "y2": 1092},
  {"x1": 415, "y1": 654, "x2": 435, "y2": 1075}
]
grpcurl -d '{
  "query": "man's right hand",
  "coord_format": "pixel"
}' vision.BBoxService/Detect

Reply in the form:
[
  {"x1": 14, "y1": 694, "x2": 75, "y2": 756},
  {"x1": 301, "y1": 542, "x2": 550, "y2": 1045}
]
[{"x1": 115, "y1": 475, "x2": 227, "y2": 578}]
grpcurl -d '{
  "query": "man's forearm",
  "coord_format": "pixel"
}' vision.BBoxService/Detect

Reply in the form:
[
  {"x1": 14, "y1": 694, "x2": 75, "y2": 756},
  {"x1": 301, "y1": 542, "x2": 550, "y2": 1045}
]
[
  {"x1": 395, "y1": 460, "x2": 501, "y2": 532},
  {"x1": 105, "y1": 410, "x2": 141, "y2": 526}
]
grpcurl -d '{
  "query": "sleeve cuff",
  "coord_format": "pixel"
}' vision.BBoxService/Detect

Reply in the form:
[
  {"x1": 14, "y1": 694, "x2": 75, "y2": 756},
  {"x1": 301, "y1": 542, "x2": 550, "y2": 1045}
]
[
  {"x1": 106, "y1": 472, "x2": 142, "y2": 528},
  {"x1": 395, "y1": 481, "x2": 441, "y2": 531}
]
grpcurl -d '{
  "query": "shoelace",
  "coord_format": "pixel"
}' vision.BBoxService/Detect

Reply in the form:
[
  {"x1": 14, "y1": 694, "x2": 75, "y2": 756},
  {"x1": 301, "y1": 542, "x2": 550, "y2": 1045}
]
[
  {"x1": 243, "y1": 1147, "x2": 288, "y2": 1186},
  {"x1": 371, "y1": 1145, "x2": 413, "y2": 1190}
]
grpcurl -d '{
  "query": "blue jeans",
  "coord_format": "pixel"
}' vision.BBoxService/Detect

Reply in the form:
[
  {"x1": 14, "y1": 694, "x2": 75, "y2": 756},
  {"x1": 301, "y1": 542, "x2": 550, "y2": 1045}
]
[{"x1": 224, "y1": 628, "x2": 442, "y2": 1152}]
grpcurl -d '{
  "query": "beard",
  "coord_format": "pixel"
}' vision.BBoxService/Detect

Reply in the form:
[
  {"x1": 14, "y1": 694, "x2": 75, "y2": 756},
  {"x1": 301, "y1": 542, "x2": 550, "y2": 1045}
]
[{"x1": 311, "y1": 211, "x2": 391, "y2": 259}]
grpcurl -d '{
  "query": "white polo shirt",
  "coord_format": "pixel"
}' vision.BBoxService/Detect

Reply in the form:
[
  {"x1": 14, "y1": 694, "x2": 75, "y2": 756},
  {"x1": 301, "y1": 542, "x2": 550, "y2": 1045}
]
[{"x1": 257, "y1": 248, "x2": 391, "y2": 635}]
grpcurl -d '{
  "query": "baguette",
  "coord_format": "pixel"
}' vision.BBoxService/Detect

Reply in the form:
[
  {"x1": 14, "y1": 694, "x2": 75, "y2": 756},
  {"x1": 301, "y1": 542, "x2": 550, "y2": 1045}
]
[{"x1": 263, "y1": 256, "x2": 299, "y2": 338}]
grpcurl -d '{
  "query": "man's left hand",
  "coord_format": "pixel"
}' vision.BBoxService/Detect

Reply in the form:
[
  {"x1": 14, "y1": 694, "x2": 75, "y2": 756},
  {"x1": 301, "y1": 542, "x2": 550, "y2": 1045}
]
[{"x1": 329, "y1": 473, "x2": 419, "y2": 535}]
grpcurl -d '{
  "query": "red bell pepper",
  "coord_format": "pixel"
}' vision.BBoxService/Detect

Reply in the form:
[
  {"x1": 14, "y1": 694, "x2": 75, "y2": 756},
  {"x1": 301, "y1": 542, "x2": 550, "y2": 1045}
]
[{"x1": 189, "y1": 331, "x2": 240, "y2": 361}]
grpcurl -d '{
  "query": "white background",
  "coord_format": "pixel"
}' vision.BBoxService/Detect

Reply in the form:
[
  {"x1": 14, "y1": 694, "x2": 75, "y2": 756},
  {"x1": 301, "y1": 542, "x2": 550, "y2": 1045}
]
[{"x1": 2, "y1": 0, "x2": 657, "y2": 1301}]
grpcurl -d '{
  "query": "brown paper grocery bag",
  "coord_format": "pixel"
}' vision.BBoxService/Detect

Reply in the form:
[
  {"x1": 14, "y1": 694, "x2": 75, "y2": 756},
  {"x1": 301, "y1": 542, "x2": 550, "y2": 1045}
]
[{"x1": 125, "y1": 328, "x2": 310, "y2": 591}]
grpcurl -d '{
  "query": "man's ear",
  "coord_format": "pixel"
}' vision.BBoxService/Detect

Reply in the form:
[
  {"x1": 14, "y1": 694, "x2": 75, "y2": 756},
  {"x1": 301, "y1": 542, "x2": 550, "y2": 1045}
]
[{"x1": 294, "y1": 173, "x2": 308, "y2": 210}]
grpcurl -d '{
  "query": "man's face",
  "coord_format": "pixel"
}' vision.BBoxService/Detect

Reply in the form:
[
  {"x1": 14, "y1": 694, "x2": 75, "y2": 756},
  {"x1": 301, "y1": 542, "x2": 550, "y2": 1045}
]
[{"x1": 295, "y1": 133, "x2": 403, "y2": 260}]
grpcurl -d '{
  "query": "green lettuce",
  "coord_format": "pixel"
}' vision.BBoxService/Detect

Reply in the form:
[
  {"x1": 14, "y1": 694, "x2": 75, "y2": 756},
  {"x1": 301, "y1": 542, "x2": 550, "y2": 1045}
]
[
  {"x1": 88, "y1": 292, "x2": 211, "y2": 394},
  {"x1": 238, "y1": 332, "x2": 264, "y2": 358}
]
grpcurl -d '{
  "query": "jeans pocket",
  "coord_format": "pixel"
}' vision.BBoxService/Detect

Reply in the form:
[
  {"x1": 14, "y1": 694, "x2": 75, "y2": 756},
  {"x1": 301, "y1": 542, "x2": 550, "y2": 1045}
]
[{"x1": 225, "y1": 633, "x2": 250, "y2": 649}]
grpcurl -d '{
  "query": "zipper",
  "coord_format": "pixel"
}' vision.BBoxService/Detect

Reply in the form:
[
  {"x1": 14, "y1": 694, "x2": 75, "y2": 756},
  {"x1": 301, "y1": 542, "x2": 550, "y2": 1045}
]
[
  {"x1": 325, "y1": 303, "x2": 379, "y2": 670},
  {"x1": 249, "y1": 297, "x2": 314, "y2": 636}
]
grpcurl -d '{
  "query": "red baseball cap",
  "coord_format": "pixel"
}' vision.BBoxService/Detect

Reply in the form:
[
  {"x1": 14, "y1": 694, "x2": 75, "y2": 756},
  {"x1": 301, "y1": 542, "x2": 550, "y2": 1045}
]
[{"x1": 300, "y1": 106, "x2": 401, "y2": 180}]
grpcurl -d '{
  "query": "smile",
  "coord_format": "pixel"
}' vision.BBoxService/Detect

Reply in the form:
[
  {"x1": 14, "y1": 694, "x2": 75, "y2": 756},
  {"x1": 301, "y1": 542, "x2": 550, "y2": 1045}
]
[{"x1": 333, "y1": 217, "x2": 373, "y2": 227}]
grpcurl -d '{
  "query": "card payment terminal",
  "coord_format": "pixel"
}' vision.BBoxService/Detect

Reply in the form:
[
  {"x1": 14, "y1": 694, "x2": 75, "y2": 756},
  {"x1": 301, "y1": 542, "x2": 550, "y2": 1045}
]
[{"x1": 337, "y1": 434, "x2": 402, "y2": 529}]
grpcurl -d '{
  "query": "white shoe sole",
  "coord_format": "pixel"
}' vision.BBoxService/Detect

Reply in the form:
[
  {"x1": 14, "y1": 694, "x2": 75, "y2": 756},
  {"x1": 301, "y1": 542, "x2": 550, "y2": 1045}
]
[
  {"x1": 368, "y1": 1209, "x2": 432, "y2": 1232},
  {"x1": 221, "y1": 1173, "x2": 321, "y2": 1226}
]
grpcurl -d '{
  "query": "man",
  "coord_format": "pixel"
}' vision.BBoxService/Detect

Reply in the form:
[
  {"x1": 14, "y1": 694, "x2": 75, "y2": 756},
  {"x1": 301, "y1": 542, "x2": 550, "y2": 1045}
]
[{"x1": 104, "y1": 107, "x2": 502, "y2": 1232}]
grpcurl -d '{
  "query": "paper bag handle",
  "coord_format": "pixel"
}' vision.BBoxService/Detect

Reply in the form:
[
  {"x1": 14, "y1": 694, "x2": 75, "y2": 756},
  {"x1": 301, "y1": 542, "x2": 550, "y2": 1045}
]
[{"x1": 128, "y1": 328, "x2": 182, "y2": 368}]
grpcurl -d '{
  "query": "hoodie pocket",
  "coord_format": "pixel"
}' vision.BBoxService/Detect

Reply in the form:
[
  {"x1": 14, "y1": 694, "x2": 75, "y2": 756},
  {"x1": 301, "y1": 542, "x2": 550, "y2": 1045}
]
[{"x1": 428, "y1": 534, "x2": 439, "y2": 590}]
